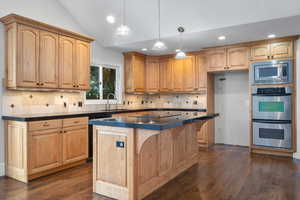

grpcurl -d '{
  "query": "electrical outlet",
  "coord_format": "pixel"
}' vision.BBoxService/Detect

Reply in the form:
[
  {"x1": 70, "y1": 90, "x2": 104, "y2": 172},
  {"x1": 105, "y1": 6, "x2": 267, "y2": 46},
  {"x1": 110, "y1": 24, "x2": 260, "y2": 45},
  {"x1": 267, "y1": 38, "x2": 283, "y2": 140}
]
[
  {"x1": 193, "y1": 100, "x2": 198, "y2": 105},
  {"x1": 78, "y1": 101, "x2": 83, "y2": 107}
]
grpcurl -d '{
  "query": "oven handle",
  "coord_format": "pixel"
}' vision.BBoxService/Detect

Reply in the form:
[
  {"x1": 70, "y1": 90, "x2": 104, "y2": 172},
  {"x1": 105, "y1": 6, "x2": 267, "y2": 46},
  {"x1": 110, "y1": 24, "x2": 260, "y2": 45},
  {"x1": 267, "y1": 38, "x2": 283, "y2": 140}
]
[
  {"x1": 252, "y1": 119, "x2": 291, "y2": 124},
  {"x1": 252, "y1": 94, "x2": 291, "y2": 96}
]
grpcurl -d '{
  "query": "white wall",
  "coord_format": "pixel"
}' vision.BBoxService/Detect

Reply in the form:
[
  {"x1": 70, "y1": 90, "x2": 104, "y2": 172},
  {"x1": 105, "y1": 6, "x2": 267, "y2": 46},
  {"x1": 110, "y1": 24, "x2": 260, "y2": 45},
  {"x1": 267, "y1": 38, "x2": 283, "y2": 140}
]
[
  {"x1": 0, "y1": 0, "x2": 123, "y2": 176},
  {"x1": 294, "y1": 39, "x2": 300, "y2": 159},
  {"x1": 214, "y1": 71, "x2": 249, "y2": 146}
]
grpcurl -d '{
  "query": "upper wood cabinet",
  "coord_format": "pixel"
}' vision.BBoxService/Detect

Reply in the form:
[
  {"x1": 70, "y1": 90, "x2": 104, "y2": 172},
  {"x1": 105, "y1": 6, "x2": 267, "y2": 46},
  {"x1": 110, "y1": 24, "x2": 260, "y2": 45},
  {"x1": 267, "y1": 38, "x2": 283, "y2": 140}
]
[
  {"x1": 182, "y1": 56, "x2": 197, "y2": 92},
  {"x1": 172, "y1": 58, "x2": 184, "y2": 91},
  {"x1": 39, "y1": 30, "x2": 59, "y2": 88},
  {"x1": 146, "y1": 57, "x2": 160, "y2": 93},
  {"x1": 0, "y1": 14, "x2": 94, "y2": 91},
  {"x1": 250, "y1": 40, "x2": 293, "y2": 61},
  {"x1": 207, "y1": 46, "x2": 249, "y2": 72},
  {"x1": 124, "y1": 52, "x2": 146, "y2": 93},
  {"x1": 159, "y1": 57, "x2": 173, "y2": 92},
  {"x1": 16, "y1": 24, "x2": 40, "y2": 88},
  {"x1": 195, "y1": 55, "x2": 207, "y2": 90}
]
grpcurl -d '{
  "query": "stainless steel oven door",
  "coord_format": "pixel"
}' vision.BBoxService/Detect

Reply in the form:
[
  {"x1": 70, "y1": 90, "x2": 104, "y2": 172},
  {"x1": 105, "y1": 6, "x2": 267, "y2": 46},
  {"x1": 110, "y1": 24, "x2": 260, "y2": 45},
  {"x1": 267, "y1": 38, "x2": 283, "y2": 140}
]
[
  {"x1": 252, "y1": 95, "x2": 291, "y2": 120},
  {"x1": 253, "y1": 120, "x2": 291, "y2": 149}
]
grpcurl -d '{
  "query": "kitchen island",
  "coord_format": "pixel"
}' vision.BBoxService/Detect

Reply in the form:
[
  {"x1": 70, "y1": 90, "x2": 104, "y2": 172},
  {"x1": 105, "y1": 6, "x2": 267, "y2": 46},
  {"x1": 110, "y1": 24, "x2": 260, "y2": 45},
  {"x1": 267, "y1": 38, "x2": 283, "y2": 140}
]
[{"x1": 89, "y1": 111, "x2": 218, "y2": 200}]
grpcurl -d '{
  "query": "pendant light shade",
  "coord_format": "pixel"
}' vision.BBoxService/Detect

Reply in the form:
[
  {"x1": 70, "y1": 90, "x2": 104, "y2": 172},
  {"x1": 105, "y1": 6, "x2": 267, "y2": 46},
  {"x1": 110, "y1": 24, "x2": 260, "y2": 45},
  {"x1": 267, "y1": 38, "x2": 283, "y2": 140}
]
[
  {"x1": 116, "y1": 0, "x2": 130, "y2": 36},
  {"x1": 175, "y1": 26, "x2": 186, "y2": 59},
  {"x1": 152, "y1": 0, "x2": 167, "y2": 50}
]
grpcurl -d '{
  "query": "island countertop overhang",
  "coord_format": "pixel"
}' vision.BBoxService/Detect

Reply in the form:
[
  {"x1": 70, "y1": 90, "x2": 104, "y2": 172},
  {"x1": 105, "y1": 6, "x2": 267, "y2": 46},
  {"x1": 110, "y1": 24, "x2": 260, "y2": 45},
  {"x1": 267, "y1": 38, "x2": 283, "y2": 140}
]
[{"x1": 89, "y1": 112, "x2": 219, "y2": 130}]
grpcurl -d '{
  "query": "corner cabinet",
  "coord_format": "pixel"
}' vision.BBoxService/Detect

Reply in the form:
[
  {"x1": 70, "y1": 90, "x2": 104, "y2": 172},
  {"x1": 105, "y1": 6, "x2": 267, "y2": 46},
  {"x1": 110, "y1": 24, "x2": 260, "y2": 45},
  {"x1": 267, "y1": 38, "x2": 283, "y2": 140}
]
[
  {"x1": 0, "y1": 14, "x2": 94, "y2": 91},
  {"x1": 124, "y1": 52, "x2": 146, "y2": 93},
  {"x1": 5, "y1": 117, "x2": 88, "y2": 183}
]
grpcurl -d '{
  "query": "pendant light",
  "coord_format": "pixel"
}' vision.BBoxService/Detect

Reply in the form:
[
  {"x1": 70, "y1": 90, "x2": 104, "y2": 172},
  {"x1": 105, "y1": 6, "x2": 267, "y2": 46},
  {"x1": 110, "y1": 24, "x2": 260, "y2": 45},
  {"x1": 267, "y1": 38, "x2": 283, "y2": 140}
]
[
  {"x1": 175, "y1": 26, "x2": 186, "y2": 59},
  {"x1": 116, "y1": 0, "x2": 130, "y2": 36},
  {"x1": 152, "y1": 0, "x2": 167, "y2": 50}
]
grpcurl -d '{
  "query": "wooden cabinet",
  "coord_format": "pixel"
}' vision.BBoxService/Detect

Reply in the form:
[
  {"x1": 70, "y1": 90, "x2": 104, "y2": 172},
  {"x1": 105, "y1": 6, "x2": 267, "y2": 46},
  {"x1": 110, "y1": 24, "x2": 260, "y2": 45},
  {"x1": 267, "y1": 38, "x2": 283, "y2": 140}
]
[
  {"x1": 124, "y1": 52, "x2": 146, "y2": 93},
  {"x1": 250, "y1": 40, "x2": 293, "y2": 61},
  {"x1": 62, "y1": 126, "x2": 88, "y2": 164},
  {"x1": 39, "y1": 31, "x2": 59, "y2": 88},
  {"x1": 59, "y1": 37, "x2": 91, "y2": 90},
  {"x1": 207, "y1": 47, "x2": 249, "y2": 72},
  {"x1": 146, "y1": 57, "x2": 160, "y2": 93},
  {"x1": 5, "y1": 117, "x2": 88, "y2": 183},
  {"x1": 227, "y1": 47, "x2": 249, "y2": 70},
  {"x1": 182, "y1": 56, "x2": 197, "y2": 92},
  {"x1": 207, "y1": 48, "x2": 227, "y2": 72},
  {"x1": 195, "y1": 55, "x2": 207, "y2": 90},
  {"x1": 29, "y1": 129, "x2": 62, "y2": 175},
  {"x1": 159, "y1": 57, "x2": 173, "y2": 92},
  {"x1": 1, "y1": 14, "x2": 94, "y2": 91},
  {"x1": 17, "y1": 24, "x2": 40, "y2": 88},
  {"x1": 172, "y1": 58, "x2": 184, "y2": 91},
  {"x1": 59, "y1": 36, "x2": 76, "y2": 89},
  {"x1": 75, "y1": 40, "x2": 90, "y2": 90}
]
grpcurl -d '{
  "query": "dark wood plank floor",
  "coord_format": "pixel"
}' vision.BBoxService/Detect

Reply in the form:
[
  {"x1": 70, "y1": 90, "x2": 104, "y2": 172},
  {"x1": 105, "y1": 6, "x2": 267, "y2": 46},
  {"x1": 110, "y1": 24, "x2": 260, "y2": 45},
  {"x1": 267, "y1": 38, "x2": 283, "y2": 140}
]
[{"x1": 1, "y1": 145, "x2": 300, "y2": 200}]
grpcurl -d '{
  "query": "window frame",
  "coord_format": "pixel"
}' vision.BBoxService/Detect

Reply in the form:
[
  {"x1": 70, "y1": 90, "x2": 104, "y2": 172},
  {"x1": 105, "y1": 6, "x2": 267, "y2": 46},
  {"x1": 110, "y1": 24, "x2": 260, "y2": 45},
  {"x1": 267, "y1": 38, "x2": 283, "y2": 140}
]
[{"x1": 84, "y1": 63, "x2": 122, "y2": 105}]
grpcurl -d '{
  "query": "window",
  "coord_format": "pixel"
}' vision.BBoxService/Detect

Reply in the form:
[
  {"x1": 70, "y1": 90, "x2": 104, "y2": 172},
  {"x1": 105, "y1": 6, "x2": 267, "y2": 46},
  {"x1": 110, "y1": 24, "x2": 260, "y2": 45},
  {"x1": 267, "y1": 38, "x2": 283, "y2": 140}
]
[{"x1": 85, "y1": 64, "x2": 122, "y2": 104}]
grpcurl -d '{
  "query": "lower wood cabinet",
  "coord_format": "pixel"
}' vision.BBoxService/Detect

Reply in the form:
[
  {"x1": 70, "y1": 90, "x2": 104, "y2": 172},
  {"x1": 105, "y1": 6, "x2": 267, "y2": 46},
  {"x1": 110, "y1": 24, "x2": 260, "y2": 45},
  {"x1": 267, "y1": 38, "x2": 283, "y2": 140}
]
[{"x1": 5, "y1": 117, "x2": 88, "y2": 183}]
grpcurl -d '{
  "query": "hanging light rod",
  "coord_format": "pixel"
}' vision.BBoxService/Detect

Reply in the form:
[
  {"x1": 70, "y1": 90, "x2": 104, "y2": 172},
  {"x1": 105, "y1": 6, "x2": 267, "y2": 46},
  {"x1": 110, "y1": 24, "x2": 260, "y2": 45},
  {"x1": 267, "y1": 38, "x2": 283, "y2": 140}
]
[
  {"x1": 152, "y1": 0, "x2": 167, "y2": 50},
  {"x1": 175, "y1": 26, "x2": 186, "y2": 59},
  {"x1": 116, "y1": 0, "x2": 130, "y2": 36}
]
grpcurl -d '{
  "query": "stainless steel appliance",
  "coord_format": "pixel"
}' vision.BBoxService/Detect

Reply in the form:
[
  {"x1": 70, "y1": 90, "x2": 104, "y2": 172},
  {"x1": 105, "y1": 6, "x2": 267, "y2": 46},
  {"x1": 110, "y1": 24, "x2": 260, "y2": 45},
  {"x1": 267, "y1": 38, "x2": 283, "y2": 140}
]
[
  {"x1": 253, "y1": 120, "x2": 292, "y2": 149},
  {"x1": 252, "y1": 86, "x2": 292, "y2": 149},
  {"x1": 252, "y1": 86, "x2": 292, "y2": 120},
  {"x1": 251, "y1": 60, "x2": 292, "y2": 84}
]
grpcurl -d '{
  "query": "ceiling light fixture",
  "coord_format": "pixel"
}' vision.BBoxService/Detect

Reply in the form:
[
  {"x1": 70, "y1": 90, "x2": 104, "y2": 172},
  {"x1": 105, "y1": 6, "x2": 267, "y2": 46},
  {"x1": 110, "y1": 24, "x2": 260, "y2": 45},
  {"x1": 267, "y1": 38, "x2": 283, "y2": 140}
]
[
  {"x1": 218, "y1": 35, "x2": 226, "y2": 41},
  {"x1": 116, "y1": 0, "x2": 130, "y2": 36},
  {"x1": 141, "y1": 48, "x2": 147, "y2": 51},
  {"x1": 175, "y1": 26, "x2": 186, "y2": 59},
  {"x1": 106, "y1": 15, "x2": 115, "y2": 24},
  {"x1": 152, "y1": 0, "x2": 167, "y2": 50},
  {"x1": 268, "y1": 34, "x2": 276, "y2": 39}
]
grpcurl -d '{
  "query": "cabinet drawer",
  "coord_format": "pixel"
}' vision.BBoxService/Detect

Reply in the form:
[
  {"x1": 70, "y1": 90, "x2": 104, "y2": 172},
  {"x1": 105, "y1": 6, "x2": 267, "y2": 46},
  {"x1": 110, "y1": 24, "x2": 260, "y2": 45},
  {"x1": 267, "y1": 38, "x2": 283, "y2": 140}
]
[
  {"x1": 63, "y1": 117, "x2": 88, "y2": 127},
  {"x1": 28, "y1": 119, "x2": 62, "y2": 131}
]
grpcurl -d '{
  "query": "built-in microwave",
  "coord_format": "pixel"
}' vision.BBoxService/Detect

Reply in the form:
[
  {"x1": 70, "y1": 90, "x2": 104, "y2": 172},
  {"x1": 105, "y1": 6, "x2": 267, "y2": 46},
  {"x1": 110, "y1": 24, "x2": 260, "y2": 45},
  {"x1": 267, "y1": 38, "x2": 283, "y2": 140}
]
[{"x1": 251, "y1": 60, "x2": 292, "y2": 85}]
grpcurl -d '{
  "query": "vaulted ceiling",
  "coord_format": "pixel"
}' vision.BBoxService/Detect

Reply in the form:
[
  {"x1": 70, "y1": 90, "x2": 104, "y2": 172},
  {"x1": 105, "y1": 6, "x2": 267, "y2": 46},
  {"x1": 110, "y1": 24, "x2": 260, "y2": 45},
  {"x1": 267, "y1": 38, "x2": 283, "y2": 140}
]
[{"x1": 58, "y1": 0, "x2": 300, "y2": 54}]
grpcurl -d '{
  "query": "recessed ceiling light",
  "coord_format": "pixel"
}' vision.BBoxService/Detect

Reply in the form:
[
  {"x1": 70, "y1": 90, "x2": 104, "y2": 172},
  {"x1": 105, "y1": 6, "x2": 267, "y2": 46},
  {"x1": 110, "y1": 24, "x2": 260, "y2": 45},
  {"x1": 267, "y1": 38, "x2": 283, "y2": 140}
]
[
  {"x1": 268, "y1": 34, "x2": 276, "y2": 39},
  {"x1": 218, "y1": 35, "x2": 226, "y2": 41},
  {"x1": 141, "y1": 48, "x2": 147, "y2": 51},
  {"x1": 175, "y1": 49, "x2": 181, "y2": 52},
  {"x1": 106, "y1": 15, "x2": 115, "y2": 24}
]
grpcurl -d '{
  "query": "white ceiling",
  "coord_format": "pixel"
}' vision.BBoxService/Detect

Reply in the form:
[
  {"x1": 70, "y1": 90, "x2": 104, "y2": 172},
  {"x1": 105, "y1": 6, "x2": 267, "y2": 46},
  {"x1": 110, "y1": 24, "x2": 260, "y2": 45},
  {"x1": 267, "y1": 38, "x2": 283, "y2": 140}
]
[{"x1": 58, "y1": 0, "x2": 300, "y2": 54}]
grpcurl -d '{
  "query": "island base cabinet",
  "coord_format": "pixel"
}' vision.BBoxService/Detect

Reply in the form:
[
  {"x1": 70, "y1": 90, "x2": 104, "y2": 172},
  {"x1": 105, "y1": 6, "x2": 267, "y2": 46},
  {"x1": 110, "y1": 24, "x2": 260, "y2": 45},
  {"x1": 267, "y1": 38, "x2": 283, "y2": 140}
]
[
  {"x1": 93, "y1": 121, "x2": 205, "y2": 200},
  {"x1": 4, "y1": 117, "x2": 88, "y2": 183}
]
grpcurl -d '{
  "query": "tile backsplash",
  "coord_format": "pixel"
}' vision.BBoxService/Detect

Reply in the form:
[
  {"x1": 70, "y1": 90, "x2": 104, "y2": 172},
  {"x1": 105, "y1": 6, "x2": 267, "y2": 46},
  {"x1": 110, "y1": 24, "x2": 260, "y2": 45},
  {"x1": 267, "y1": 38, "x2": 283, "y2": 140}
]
[{"x1": 3, "y1": 90, "x2": 207, "y2": 115}]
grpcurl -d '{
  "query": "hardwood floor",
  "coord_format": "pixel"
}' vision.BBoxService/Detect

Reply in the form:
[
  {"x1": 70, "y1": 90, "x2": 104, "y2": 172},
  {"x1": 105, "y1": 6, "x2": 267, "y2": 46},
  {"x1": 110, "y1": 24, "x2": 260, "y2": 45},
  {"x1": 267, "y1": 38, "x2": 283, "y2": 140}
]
[{"x1": 1, "y1": 145, "x2": 300, "y2": 200}]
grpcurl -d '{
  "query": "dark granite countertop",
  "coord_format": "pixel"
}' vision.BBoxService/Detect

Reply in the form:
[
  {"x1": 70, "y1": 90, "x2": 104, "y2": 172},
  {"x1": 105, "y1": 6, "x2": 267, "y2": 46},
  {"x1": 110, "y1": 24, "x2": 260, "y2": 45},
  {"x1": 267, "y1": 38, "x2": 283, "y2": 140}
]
[
  {"x1": 1, "y1": 108, "x2": 207, "y2": 121},
  {"x1": 89, "y1": 111, "x2": 219, "y2": 130}
]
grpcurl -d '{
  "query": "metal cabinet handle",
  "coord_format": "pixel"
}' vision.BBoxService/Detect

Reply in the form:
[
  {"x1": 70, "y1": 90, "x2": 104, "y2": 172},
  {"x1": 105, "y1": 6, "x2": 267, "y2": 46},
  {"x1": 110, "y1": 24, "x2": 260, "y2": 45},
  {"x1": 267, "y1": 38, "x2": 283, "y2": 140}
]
[
  {"x1": 40, "y1": 83, "x2": 44, "y2": 86},
  {"x1": 36, "y1": 82, "x2": 40, "y2": 86},
  {"x1": 43, "y1": 123, "x2": 49, "y2": 127}
]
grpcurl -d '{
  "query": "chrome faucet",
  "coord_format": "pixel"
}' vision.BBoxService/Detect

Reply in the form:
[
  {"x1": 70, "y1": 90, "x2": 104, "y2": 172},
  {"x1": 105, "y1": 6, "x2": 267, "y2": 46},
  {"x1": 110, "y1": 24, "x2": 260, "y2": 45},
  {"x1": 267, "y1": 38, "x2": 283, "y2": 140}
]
[{"x1": 106, "y1": 93, "x2": 116, "y2": 111}]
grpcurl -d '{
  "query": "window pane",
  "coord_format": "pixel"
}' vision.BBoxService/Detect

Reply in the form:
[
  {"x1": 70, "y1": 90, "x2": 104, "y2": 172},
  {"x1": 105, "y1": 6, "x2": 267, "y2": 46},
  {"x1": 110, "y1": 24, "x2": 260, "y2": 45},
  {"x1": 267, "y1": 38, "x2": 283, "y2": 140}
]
[
  {"x1": 102, "y1": 67, "x2": 116, "y2": 99},
  {"x1": 86, "y1": 66, "x2": 100, "y2": 100}
]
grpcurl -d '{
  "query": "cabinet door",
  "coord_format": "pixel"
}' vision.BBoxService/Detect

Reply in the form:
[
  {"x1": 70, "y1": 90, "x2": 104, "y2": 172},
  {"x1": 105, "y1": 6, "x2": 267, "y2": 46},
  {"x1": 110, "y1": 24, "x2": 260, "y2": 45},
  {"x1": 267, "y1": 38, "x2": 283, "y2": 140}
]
[
  {"x1": 133, "y1": 55, "x2": 146, "y2": 92},
  {"x1": 62, "y1": 126, "x2": 88, "y2": 164},
  {"x1": 207, "y1": 49, "x2": 227, "y2": 72},
  {"x1": 146, "y1": 58, "x2": 160, "y2": 93},
  {"x1": 196, "y1": 55, "x2": 207, "y2": 89},
  {"x1": 159, "y1": 58, "x2": 173, "y2": 92},
  {"x1": 29, "y1": 129, "x2": 62, "y2": 175},
  {"x1": 75, "y1": 40, "x2": 90, "y2": 90},
  {"x1": 250, "y1": 44, "x2": 270, "y2": 61},
  {"x1": 227, "y1": 47, "x2": 249, "y2": 70},
  {"x1": 39, "y1": 31, "x2": 59, "y2": 88},
  {"x1": 59, "y1": 36, "x2": 76, "y2": 89},
  {"x1": 183, "y1": 56, "x2": 197, "y2": 91},
  {"x1": 124, "y1": 55, "x2": 134, "y2": 93},
  {"x1": 17, "y1": 24, "x2": 39, "y2": 88},
  {"x1": 173, "y1": 126, "x2": 186, "y2": 168},
  {"x1": 197, "y1": 122, "x2": 208, "y2": 145},
  {"x1": 172, "y1": 59, "x2": 184, "y2": 91},
  {"x1": 270, "y1": 41, "x2": 293, "y2": 59}
]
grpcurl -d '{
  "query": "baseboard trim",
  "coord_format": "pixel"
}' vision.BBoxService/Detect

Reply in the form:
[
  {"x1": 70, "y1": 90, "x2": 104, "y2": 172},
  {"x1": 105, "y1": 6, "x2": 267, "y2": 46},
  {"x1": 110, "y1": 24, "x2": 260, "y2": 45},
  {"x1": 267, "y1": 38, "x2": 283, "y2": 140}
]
[
  {"x1": 0, "y1": 162, "x2": 4, "y2": 177},
  {"x1": 293, "y1": 152, "x2": 300, "y2": 160}
]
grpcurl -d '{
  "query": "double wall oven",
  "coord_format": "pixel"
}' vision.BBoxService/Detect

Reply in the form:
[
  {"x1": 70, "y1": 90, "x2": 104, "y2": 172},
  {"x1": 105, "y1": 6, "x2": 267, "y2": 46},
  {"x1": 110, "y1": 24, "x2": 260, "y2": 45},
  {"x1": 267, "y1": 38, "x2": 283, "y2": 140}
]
[{"x1": 251, "y1": 60, "x2": 293, "y2": 149}]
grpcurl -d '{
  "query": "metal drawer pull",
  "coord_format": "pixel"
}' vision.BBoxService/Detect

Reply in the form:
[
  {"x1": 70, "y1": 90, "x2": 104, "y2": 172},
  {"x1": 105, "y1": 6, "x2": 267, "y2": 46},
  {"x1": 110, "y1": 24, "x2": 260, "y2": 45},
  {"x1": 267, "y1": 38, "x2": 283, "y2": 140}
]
[
  {"x1": 43, "y1": 123, "x2": 50, "y2": 127},
  {"x1": 73, "y1": 121, "x2": 79, "y2": 123}
]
